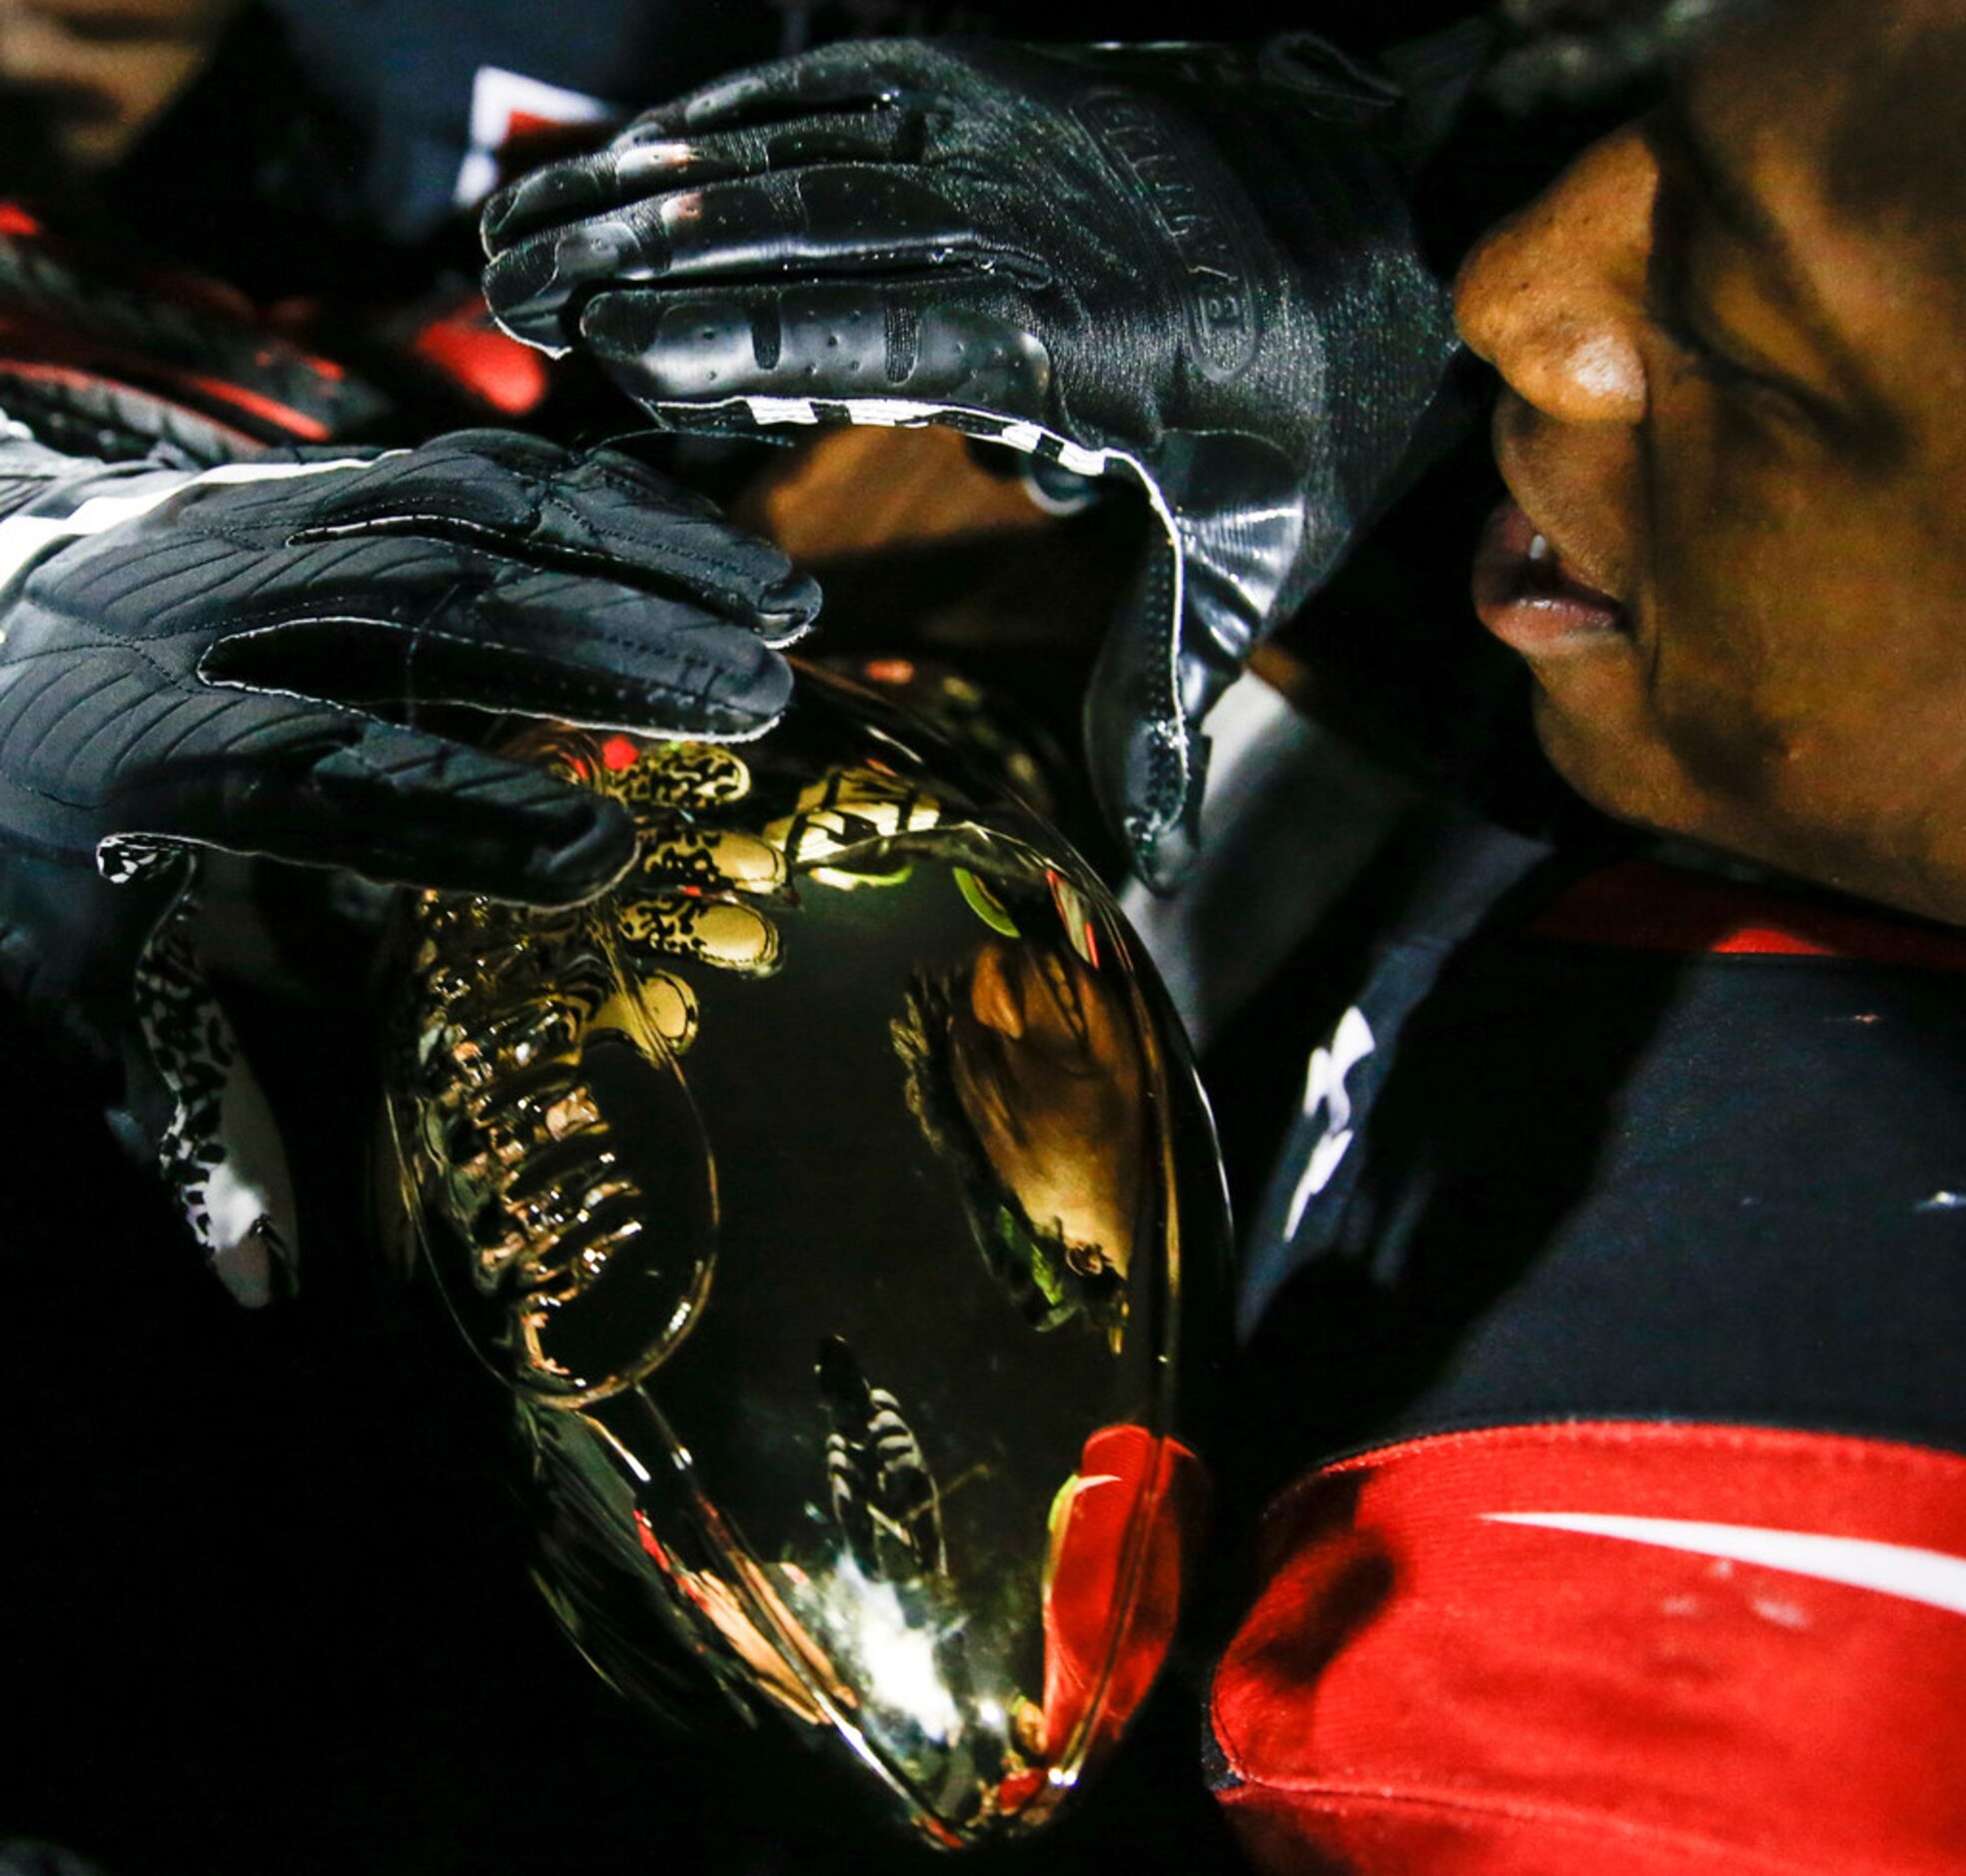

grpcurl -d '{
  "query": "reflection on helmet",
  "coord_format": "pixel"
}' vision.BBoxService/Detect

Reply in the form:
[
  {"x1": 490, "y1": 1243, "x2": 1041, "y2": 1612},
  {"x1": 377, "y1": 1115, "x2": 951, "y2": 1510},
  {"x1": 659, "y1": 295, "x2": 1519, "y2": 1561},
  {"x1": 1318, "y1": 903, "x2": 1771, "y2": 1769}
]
[
  {"x1": 382, "y1": 664, "x2": 1227, "y2": 1848},
  {"x1": 891, "y1": 902, "x2": 1140, "y2": 1345}
]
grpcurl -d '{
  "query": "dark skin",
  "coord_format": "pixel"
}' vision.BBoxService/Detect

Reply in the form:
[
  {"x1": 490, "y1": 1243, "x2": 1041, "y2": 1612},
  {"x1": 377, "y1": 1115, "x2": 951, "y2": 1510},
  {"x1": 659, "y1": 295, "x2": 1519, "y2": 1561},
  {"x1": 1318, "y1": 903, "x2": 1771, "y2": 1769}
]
[
  {"x1": 1456, "y1": 0, "x2": 1966, "y2": 928},
  {"x1": 0, "y1": 0, "x2": 244, "y2": 168}
]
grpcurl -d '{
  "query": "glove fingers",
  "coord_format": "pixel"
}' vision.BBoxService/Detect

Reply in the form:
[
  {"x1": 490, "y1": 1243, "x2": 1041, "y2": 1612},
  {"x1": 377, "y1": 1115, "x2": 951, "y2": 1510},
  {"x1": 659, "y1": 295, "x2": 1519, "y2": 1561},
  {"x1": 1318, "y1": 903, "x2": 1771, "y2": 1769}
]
[
  {"x1": 115, "y1": 706, "x2": 640, "y2": 905},
  {"x1": 634, "y1": 815, "x2": 787, "y2": 894},
  {"x1": 483, "y1": 107, "x2": 923, "y2": 256},
  {"x1": 647, "y1": 45, "x2": 939, "y2": 136},
  {"x1": 270, "y1": 432, "x2": 593, "y2": 552},
  {"x1": 487, "y1": 165, "x2": 1000, "y2": 352},
  {"x1": 538, "y1": 449, "x2": 819, "y2": 639},
  {"x1": 458, "y1": 562, "x2": 799, "y2": 736},
  {"x1": 578, "y1": 280, "x2": 1053, "y2": 426},
  {"x1": 280, "y1": 433, "x2": 821, "y2": 639},
  {"x1": 202, "y1": 570, "x2": 796, "y2": 744},
  {"x1": 619, "y1": 887, "x2": 780, "y2": 975}
]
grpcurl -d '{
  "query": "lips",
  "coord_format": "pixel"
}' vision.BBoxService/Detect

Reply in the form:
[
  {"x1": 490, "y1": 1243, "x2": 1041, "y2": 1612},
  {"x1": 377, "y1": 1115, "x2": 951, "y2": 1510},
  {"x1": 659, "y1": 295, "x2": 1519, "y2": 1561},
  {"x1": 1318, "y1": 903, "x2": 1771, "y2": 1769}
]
[{"x1": 1473, "y1": 499, "x2": 1626, "y2": 656}]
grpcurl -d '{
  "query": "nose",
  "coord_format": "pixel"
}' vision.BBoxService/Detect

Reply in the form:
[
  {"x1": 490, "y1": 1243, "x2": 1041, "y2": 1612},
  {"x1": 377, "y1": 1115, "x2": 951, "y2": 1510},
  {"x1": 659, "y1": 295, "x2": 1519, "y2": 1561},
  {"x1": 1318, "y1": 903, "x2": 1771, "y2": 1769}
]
[
  {"x1": 0, "y1": 6, "x2": 76, "y2": 89},
  {"x1": 1454, "y1": 127, "x2": 1658, "y2": 428}
]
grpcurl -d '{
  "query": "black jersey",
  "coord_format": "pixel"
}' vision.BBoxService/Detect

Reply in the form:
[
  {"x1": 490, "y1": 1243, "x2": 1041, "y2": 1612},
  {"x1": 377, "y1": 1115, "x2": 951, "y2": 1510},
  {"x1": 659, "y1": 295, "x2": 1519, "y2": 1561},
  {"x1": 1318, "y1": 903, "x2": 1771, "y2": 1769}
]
[{"x1": 1209, "y1": 829, "x2": 1966, "y2": 1874}]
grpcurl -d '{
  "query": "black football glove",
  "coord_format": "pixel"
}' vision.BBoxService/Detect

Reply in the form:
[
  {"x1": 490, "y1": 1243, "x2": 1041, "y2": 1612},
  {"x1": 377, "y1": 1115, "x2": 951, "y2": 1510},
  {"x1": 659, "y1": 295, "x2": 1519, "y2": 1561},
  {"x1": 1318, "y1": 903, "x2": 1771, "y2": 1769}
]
[
  {"x1": 0, "y1": 425, "x2": 813, "y2": 891},
  {"x1": 482, "y1": 36, "x2": 1460, "y2": 888},
  {"x1": 0, "y1": 422, "x2": 816, "y2": 1298}
]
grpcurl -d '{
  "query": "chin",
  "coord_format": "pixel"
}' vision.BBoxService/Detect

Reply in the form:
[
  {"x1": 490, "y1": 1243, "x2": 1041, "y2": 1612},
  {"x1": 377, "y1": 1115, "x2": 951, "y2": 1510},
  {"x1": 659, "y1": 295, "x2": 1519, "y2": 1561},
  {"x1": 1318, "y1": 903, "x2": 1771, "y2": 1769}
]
[
  {"x1": 1528, "y1": 693, "x2": 1702, "y2": 843},
  {"x1": 1529, "y1": 693, "x2": 1639, "y2": 816},
  {"x1": 1535, "y1": 700, "x2": 1966, "y2": 926}
]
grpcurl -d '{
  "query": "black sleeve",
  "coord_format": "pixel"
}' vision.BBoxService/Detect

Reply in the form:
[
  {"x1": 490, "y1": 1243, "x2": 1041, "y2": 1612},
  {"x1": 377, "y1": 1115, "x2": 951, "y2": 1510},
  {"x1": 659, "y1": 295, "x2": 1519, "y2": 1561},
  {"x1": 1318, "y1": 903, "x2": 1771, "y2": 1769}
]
[{"x1": 1239, "y1": 913, "x2": 1966, "y2": 1488}]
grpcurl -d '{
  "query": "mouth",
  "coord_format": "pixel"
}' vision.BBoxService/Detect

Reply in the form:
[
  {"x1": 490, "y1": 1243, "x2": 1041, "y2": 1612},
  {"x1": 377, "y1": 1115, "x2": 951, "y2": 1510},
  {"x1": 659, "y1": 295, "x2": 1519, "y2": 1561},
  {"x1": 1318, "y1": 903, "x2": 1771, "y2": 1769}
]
[{"x1": 1472, "y1": 499, "x2": 1626, "y2": 657}]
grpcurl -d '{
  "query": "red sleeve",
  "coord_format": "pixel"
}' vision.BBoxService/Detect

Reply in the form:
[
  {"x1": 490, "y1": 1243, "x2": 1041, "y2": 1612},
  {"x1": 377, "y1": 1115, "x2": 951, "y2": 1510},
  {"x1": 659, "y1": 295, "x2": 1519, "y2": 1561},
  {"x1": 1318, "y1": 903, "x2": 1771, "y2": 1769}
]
[{"x1": 1208, "y1": 1420, "x2": 1966, "y2": 1875}]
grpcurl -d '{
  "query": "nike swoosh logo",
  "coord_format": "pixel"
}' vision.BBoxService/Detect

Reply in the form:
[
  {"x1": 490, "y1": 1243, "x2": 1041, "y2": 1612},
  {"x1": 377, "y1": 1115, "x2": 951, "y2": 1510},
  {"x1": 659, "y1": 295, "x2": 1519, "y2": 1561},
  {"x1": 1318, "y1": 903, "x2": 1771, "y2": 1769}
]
[{"x1": 1483, "y1": 1511, "x2": 1966, "y2": 1616}]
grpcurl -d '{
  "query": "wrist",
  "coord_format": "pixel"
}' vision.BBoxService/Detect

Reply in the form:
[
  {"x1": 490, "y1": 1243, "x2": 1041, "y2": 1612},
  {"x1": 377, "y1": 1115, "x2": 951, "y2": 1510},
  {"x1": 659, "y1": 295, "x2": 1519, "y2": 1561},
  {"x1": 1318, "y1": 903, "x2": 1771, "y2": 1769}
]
[{"x1": 0, "y1": 423, "x2": 106, "y2": 520}]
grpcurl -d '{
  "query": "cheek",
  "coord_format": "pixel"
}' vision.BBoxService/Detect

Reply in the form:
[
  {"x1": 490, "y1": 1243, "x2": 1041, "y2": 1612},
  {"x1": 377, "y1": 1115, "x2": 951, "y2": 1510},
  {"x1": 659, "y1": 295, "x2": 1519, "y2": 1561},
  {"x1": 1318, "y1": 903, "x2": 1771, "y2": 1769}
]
[
  {"x1": 1521, "y1": 326, "x2": 1966, "y2": 904},
  {"x1": 1569, "y1": 494, "x2": 1966, "y2": 879},
  {"x1": 1600, "y1": 392, "x2": 1848, "y2": 804},
  {"x1": 1644, "y1": 431, "x2": 1928, "y2": 785}
]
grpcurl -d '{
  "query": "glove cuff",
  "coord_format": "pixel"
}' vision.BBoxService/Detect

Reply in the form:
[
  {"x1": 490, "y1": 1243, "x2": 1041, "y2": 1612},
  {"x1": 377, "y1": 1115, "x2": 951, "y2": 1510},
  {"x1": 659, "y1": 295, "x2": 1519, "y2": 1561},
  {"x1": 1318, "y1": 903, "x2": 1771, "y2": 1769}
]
[
  {"x1": 0, "y1": 445, "x2": 199, "y2": 598},
  {"x1": 0, "y1": 419, "x2": 108, "y2": 520},
  {"x1": 0, "y1": 437, "x2": 383, "y2": 600}
]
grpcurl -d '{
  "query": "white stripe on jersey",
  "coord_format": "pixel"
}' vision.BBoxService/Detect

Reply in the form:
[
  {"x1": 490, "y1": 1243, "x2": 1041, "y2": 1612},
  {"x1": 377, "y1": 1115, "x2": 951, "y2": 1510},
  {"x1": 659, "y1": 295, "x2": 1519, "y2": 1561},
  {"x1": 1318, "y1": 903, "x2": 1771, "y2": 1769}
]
[{"x1": 1485, "y1": 1510, "x2": 1966, "y2": 1615}]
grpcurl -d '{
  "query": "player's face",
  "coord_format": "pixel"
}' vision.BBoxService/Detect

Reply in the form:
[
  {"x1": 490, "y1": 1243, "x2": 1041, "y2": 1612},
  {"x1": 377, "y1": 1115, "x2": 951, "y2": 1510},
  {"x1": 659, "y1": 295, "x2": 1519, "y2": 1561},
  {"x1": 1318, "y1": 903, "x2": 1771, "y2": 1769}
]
[
  {"x1": 1456, "y1": 0, "x2": 1966, "y2": 926},
  {"x1": 945, "y1": 935, "x2": 1143, "y2": 1278},
  {"x1": 0, "y1": 0, "x2": 243, "y2": 168}
]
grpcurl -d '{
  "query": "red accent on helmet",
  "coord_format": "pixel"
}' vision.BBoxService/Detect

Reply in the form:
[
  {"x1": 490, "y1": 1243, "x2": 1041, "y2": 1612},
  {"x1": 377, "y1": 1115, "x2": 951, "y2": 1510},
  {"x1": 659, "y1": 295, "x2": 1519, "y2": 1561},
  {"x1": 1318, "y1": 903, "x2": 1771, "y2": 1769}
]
[{"x1": 1038, "y1": 1424, "x2": 1208, "y2": 1766}]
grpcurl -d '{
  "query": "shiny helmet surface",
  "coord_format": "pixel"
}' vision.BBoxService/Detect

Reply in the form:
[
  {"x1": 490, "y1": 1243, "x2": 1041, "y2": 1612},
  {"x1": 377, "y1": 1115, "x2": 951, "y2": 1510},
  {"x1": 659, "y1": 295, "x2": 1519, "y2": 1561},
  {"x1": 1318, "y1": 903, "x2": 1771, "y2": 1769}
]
[{"x1": 381, "y1": 662, "x2": 1228, "y2": 1847}]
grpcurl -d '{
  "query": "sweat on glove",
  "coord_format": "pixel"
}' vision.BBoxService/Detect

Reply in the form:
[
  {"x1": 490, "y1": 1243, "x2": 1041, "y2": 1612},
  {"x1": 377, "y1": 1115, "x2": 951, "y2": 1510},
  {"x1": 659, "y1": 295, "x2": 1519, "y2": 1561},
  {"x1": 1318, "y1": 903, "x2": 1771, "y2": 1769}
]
[
  {"x1": 482, "y1": 37, "x2": 1462, "y2": 888},
  {"x1": 0, "y1": 421, "x2": 817, "y2": 1299}
]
